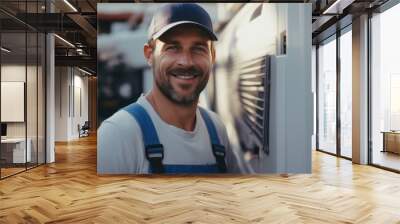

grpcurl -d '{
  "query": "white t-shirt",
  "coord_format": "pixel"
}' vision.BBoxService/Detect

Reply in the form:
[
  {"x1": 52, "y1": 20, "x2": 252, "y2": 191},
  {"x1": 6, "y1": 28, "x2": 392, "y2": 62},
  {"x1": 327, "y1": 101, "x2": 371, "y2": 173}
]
[{"x1": 97, "y1": 95, "x2": 240, "y2": 174}]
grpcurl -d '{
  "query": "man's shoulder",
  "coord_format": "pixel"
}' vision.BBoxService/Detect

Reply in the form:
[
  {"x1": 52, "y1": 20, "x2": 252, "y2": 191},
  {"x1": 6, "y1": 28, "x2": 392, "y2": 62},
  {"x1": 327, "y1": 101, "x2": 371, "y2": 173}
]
[
  {"x1": 102, "y1": 108, "x2": 132, "y2": 124},
  {"x1": 199, "y1": 107, "x2": 227, "y2": 131},
  {"x1": 99, "y1": 106, "x2": 141, "y2": 134},
  {"x1": 97, "y1": 103, "x2": 147, "y2": 174}
]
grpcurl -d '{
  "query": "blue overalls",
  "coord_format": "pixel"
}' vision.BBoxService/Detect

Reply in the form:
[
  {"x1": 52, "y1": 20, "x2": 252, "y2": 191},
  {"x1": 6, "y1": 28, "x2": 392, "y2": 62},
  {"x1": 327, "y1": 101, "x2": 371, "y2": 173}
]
[{"x1": 123, "y1": 103, "x2": 227, "y2": 174}]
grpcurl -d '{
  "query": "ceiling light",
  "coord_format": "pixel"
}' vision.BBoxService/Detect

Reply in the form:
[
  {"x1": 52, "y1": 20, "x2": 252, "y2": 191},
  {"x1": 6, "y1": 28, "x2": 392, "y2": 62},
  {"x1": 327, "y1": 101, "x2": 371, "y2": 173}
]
[
  {"x1": 1, "y1": 47, "x2": 11, "y2": 53},
  {"x1": 322, "y1": 0, "x2": 352, "y2": 15},
  {"x1": 63, "y1": 0, "x2": 78, "y2": 12},
  {"x1": 54, "y1": 34, "x2": 75, "y2": 48},
  {"x1": 78, "y1": 67, "x2": 92, "y2": 76}
]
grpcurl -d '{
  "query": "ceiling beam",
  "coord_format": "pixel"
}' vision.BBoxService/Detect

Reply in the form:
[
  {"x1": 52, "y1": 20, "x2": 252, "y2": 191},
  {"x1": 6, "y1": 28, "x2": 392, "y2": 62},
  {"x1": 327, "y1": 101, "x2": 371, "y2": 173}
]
[
  {"x1": 322, "y1": 0, "x2": 356, "y2": 14},
  {"x1": 55, "y1": 55, "x2": 96, "y2": 72},
  {"x1": 67, "y1": 13, "x2": 97, "y2": 46}
]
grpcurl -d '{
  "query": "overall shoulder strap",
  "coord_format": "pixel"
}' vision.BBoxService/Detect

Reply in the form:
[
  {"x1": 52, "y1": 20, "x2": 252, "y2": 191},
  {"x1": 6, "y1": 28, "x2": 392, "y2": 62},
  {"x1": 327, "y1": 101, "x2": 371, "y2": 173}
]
[
  {"x1": 199, "y1": 107, "x2": 227, "y2": 173},
  {"x1": 123, "y1": 103, "x2": 164, "y2": 173}
]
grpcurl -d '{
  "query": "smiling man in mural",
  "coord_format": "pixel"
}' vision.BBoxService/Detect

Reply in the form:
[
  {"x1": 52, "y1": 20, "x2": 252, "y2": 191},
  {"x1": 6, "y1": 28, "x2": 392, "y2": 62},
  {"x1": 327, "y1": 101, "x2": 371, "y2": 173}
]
[{"x1": 98, "y1": 3, "x2": 240, "y2": 174}]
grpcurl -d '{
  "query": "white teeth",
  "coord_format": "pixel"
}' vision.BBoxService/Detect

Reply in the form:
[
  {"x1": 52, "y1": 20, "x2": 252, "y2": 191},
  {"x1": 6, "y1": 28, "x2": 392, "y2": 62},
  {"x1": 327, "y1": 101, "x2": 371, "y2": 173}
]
[{"x1": 175, "y1": 75, "x2": 195, "y2": 80}]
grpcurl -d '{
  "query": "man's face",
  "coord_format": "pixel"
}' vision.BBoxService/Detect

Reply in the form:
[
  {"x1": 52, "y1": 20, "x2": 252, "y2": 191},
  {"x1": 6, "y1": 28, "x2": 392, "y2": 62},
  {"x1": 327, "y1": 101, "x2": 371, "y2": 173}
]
[{"x1": 145, "y1": 24, "x2": 215, "y2": 106}]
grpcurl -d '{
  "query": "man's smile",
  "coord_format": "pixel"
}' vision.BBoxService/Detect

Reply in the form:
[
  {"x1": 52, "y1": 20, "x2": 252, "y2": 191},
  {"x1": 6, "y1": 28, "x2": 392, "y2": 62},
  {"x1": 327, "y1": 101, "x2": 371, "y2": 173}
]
[
  {"x1": 168, "y1": 68, "x2": 202, "y2": 82},
  {"x1": 171, "y1": 74, "x2": 197, "y2": 80}
]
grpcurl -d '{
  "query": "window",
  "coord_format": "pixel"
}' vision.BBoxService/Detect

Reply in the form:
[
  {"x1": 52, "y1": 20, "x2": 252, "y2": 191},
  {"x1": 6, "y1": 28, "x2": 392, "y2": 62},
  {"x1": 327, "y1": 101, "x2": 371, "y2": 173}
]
[
  {"x1": 318, "y1": 35, "x2": 337, "y2": 155},
  {"x1": 370, "y1": 2, "x2": 400, "y2": 171},
  {"x1": 339, "y1": 27, "x2": 352, "y2": 158}
]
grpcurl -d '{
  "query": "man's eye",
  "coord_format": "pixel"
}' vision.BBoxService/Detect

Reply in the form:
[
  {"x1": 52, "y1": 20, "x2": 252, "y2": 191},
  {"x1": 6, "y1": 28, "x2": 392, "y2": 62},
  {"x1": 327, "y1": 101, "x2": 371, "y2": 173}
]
[
  {"x1": 166, "y1": 45, "x2": 178, "y2": 51},
  {"x1": 193, "y1": 46, "x2": 207, "y2": 53}
]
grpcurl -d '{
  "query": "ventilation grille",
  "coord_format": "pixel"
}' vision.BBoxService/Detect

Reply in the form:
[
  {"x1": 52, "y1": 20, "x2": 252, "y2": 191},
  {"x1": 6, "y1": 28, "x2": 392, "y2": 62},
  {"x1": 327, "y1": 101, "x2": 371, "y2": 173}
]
[{"x1": 237, "y1": 55, "x2": 271, "y2": 154}]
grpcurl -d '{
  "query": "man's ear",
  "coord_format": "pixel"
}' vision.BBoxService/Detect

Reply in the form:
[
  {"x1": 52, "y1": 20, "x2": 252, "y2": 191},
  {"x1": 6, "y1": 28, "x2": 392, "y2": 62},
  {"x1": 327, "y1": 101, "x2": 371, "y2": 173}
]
[
  {"x1": 211, "y1": 43, "x2": 216, "y2": 64},
  {"x1": 143, "y1": 43, "x2": 153, "y2": 66}
]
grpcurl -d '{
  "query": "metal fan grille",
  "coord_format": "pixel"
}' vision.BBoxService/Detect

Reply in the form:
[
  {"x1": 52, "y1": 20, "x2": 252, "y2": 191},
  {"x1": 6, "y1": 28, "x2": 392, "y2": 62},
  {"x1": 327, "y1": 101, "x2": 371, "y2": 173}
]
[{"x1": 237, "y1": 55, "x2": 270, "y2": 154}]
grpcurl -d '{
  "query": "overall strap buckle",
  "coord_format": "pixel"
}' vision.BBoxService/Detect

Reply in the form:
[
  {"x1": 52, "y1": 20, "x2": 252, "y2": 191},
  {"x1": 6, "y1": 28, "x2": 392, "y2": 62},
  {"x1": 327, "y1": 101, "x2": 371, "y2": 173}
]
[
  {"x1": 212, "y1": 144, "x2": 227, "y2": 173},
  {"x1": 145, "y1": 144, "x2": 164, "y2": 173}
]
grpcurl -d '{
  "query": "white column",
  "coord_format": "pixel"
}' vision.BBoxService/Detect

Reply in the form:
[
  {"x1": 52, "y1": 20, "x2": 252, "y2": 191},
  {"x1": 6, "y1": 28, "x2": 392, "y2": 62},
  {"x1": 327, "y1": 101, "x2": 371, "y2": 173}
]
[
  {"x1": 352, "y1": 14, "x2": 369, "y2": 164},
  {"x1": 46, "y1": 33, "x2": 55, "y2": 163},
  {"x1": 46, "y1": 1, "x2": 55, "y2": 163}
]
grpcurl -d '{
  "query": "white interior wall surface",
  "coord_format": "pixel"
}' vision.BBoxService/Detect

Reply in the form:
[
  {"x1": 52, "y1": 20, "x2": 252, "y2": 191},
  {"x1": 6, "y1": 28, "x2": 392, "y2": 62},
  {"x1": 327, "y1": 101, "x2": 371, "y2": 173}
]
[
  {"x1": 55, "y1": 67, "x2": 89, "y2": 141},
  {"x1": 71, "y1": 73, "x2": 89, "y2": 138},
  {"x1": 215, "y1": 3, "x2": 312, "y2": 173},
  {"x1": 55, "y1": 67, "x2": 69, "y2": 141}
]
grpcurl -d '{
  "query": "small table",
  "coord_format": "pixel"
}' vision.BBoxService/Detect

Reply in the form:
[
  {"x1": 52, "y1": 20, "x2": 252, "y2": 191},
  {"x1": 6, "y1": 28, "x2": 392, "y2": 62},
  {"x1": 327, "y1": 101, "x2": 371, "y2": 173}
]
[
  {"x1": 1, "y1": 138, "x2": 31, "y2": 163},
  {"x1": 381, "y1": 131, "x2": 400, "y2": 154}
]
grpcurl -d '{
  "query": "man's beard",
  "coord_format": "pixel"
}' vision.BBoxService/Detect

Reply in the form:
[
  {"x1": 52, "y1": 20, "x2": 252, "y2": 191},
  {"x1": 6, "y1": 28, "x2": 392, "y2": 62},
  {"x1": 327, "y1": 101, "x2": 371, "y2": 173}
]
[{"x1": 154, "y1": 66, "x2": 208, "y2": 106}]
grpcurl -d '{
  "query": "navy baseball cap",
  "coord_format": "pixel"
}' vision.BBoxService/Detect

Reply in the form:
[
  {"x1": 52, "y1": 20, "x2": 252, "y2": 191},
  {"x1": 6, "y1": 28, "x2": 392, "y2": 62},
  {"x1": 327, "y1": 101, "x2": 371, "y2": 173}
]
[{"x1": 148, "y1": 3, "x2": 218, "y2": 41}]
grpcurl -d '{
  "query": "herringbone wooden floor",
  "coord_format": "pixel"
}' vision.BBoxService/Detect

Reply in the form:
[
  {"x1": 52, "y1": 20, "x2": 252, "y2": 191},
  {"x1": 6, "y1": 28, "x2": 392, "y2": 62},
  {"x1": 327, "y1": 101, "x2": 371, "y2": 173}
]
[{"x1": 1, "y1": 135, "x2": 400, "y2": 223}]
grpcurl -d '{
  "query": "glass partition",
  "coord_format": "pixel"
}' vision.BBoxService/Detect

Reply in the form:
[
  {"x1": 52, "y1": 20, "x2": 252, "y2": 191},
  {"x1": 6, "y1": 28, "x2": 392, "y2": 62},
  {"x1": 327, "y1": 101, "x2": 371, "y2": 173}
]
[
  {"x1": 317, "y1": 35, "x2": 337, "y2": 155},
  {"x1": 0, "y1": 0, "x2": 46, "y2": 179},
  {"x1": 371, "y1": 3, "x2": 400, "y2": 171},
  {"x1": 1, "y1": 30, "x2": 28, "y2": 177},
  {"x1": 339, "y1": 27, "x2": 352, "y2": 158}
]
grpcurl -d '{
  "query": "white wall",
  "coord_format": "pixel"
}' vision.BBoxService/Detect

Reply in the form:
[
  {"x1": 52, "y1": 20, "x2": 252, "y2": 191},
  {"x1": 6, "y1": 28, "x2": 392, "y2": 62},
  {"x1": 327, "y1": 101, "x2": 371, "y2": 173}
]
[
  {"x1": 1, "y1": 65, "x2": 26, "y2": 81},
  {"x1": 72, "y1": 73, "x2": 89, "y2": 138},
  {"x1": 55, "y1": 66, "x2": 68, "y2": 141},
  {"x1": 55, "y1": 67, "x2": 89, "y2": 141}
]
